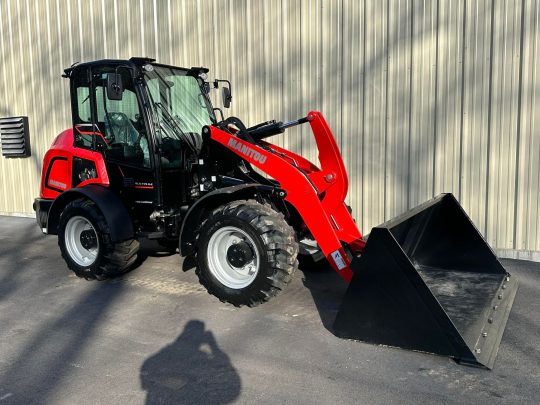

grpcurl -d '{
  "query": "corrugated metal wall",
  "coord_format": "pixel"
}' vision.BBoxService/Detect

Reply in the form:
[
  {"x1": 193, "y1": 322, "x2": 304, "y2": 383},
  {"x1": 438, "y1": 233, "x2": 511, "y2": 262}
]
[{"x1": 0, "y1": 0, "x2": 538, "y2": 259}]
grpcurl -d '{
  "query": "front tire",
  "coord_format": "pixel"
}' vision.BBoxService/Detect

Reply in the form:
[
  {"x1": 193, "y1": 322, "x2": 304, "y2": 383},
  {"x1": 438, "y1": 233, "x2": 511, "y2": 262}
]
[
  {"x1": 58, "y1": 199, "x2": 139, "y2": 280},
  {"x1": 195, "y1": 200, "x2": 298, "y2": 307}
]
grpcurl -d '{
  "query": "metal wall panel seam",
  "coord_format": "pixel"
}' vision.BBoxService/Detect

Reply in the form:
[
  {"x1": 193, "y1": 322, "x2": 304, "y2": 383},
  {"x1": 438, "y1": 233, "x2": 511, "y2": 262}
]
[
  {"x1": 89, "y1": 0, "x2": 96, "y2": 58},
  {"x1": 77, "y1": 0, "x2": 83, "y2": 58},
  {"x1": 55, "y1": 0, "x2": 67, "y2": 129},
  {"x1": 125, "y1": 0, "x2": 132, "y2": 57},
  {"x1": 46, "y1": 0, "x2": 58, "y2": 139},
  {"x1": 383, "y1": 0, "x2": 390, "y2": 221},
  {"x1": 458, "y1": 0, "x2": 467, "y2": 202},
  {"x1": 339, "y1": 0, "x2": 345, "y2": 154},
  {"x1": 0, "y1": 1, "x2": 7, "y2": 211},
  {"x1": 484, "y1": 0, "x2": 496, "y2": 242},
  {"x1": 100, "y1": 0, "x2": 108, "y2": 57},
  {"x1": 113, "y1": 0, "x2": 119, "y2": 57},
  {"x1": 33, "y1": 0, "x2": 46, "y2": 210},
  {"x1": 139, "y1": 0, "x2": 145, "y2": 56},
  {"x1": 361, "y1": 0, "x2": 367, "y2": 231},
  {"x1": 520, "y1": 0, "x2": 539, "y2": 251},
  {"x1": 152, "y1": 0, "x2": 158, "y2": 60},
  {"x1": 15, "y1": 0, "x2": 27, "y2": 212},
  {"x1": 406, "y1": 0, "x2": 414, "y2": 212},
  {"x1": 512, "y1": 0, "x2": 527, "y2": 250}
]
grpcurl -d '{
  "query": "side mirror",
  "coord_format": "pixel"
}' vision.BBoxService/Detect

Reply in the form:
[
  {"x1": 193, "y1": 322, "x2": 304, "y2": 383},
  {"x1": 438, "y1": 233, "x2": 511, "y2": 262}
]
[
  {"x1": 222, "y1": 87, "x2": 232, "y2": 108},
  {"x1": 106, "y1": 73, "x2": 123, "y2": 101}
]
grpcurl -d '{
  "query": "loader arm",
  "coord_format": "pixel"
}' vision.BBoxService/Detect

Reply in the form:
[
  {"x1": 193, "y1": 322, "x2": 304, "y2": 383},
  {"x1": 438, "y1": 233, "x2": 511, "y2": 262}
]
[{"x1": 206, "y1": 111, "x2": 365, "y2": 283}]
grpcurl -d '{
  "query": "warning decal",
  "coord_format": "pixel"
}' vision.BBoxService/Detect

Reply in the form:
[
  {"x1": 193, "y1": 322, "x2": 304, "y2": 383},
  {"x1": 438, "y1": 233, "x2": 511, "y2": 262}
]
[{"x1": 331, "y1": 250, "x2": 347, "y2": 270}]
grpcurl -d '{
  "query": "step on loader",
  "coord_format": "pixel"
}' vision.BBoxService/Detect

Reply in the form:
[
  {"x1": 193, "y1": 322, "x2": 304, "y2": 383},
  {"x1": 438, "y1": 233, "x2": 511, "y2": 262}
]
[{"x1": 34, "y1": 58, "x2": 517, "y2": 368}]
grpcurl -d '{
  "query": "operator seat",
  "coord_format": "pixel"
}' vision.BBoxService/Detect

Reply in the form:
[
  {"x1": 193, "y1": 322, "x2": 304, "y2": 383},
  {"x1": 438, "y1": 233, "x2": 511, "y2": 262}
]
[{"x1": 104, "y1": 112, "x2": 150, "y2": 166}]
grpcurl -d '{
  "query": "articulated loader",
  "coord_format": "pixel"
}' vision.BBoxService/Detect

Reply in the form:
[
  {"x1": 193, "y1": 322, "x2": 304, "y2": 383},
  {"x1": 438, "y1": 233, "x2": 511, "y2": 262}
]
[{"x1": 34, "y1": 58, "x2": 517, "y2": 368}]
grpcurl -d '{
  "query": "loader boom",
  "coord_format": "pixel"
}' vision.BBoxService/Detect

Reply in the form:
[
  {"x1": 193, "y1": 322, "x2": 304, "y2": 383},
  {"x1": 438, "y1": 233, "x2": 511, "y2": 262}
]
[{"x1": 207, "y1": 111, "x2": 365, "y2": 282}]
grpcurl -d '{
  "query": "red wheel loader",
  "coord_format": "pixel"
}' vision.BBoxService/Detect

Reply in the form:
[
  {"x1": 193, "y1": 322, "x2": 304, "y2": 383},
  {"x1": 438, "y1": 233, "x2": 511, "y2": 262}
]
[{"x1": 34, "y1": 58, "x2": 517, "y2": 368}]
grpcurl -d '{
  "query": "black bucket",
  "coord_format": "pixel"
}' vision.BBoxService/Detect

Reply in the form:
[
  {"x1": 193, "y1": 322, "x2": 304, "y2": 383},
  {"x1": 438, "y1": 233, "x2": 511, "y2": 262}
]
[{"x1": 333, "y1": 193, "x2": 518, "y2": 369}]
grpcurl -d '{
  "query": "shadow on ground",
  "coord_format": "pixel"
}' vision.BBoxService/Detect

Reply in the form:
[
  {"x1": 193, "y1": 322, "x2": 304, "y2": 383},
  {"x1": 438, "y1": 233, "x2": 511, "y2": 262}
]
[
  {"x1": 140, "y1": 320, "x2": 241, "y2": 405},
  {"x1": 0, "y1": 281, "x2": 126, "y2": 404},
  {"x1": 129, "y1": 239, "x2": 180, "y2": 272},
  {"x1": 299, "y1": 261, "x2": 346, "y2": 332}
]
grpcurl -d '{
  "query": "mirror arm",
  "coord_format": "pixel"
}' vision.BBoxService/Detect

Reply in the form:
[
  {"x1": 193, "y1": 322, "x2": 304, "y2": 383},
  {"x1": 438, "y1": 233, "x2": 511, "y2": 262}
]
[{"x1": 213, "y1": 79, "x2": 231, "y2": 89}]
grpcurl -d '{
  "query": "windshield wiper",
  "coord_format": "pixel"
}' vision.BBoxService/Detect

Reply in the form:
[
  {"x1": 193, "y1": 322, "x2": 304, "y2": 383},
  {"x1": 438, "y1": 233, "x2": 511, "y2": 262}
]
[{"x1": 152, "y1": 102, "x2": 198, "y2": 154}]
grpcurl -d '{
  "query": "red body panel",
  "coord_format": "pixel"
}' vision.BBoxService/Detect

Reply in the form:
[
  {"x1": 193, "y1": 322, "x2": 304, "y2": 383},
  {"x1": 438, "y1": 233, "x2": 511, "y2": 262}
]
[
  {"x1": 40, "y1": 129, "x2": 109, "y2": 199},
  {"x1": 210, "y1": 111, "x2": 365, "y2": 283}
]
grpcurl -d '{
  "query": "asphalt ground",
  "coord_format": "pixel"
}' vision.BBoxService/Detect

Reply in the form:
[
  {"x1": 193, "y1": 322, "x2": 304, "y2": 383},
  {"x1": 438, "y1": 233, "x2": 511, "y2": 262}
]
[{"x1": 0, "y1": 215, "x2": 538, "y2": 404}]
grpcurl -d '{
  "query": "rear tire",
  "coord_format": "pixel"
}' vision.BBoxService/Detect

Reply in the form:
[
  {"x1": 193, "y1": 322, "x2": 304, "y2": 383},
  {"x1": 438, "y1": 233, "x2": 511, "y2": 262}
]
[
  {"x1": 58, "y1": 199, "x2": 139, "y2": 280},
  {"x1": 195, "y1": 200, "x2": 298, "y2": 307}
]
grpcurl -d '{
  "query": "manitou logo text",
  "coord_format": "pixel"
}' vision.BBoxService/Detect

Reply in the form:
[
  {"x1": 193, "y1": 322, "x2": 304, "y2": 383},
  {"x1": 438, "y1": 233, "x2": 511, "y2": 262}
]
[
  {"x1": 49, "y1": 179, "x2": 67, "y2": 189},
  {"x1": 227, "y1": 138, "x2": 267, "y2": 164}
]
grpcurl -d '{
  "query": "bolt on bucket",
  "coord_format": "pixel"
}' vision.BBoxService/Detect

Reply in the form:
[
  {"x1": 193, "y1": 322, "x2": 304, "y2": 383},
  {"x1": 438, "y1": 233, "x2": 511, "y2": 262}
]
[{"x1": 333, "y1": 193, "x2": 518, "y2": 369}]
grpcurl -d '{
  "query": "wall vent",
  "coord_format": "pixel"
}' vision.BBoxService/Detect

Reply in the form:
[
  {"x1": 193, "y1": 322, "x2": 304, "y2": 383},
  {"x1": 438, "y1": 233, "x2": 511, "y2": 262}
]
[{"x1": 0, "y1": 116, "x2": 30, "y2": 158}]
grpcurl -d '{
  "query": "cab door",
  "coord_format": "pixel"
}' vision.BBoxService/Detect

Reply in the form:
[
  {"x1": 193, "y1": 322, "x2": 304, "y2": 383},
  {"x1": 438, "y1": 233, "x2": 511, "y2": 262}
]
[{"x1": 89, "y1": 66, "x2": 157, "y2": 211}]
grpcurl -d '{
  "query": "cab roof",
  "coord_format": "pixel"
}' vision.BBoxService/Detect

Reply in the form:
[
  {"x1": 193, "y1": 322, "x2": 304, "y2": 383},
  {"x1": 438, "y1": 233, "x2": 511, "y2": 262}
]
[{"x1": 63, "y1": 57, "x2": 209, "y2": 79}]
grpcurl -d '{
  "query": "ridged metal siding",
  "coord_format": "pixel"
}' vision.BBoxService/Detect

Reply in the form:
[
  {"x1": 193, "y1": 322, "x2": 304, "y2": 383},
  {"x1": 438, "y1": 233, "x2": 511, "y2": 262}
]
[{"x1": 0, "y1": 0, "x2": 538, "y2": 259}]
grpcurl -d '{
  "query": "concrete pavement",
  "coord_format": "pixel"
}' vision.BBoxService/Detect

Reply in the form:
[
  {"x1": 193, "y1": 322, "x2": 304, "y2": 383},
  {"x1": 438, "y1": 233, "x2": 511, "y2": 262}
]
[{"x1": 0, "y1": 215, "x2": 539, "y2": 404}]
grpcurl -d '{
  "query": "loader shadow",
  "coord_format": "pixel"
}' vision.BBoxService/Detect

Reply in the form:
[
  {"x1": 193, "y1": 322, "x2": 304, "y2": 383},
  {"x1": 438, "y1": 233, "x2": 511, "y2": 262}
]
[
  {"x1": 140, "y1": 320, "x2": 241, "y2": 405},
  {"x1": 299, "y1": 264, "x2": 348, "y2": 333},
  {"x1": 138, "y1": 239, "x2": 179, "y2": 257}
]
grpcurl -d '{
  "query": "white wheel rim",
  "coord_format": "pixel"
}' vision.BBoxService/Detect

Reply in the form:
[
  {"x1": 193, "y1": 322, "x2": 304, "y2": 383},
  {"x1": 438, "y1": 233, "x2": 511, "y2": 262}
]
[
  {"x1": 207, "y1": 226, "x2": 260, "y2": 289},
  {"x1": 64, "y1": 216, "x2": 99, "y2": 266}
]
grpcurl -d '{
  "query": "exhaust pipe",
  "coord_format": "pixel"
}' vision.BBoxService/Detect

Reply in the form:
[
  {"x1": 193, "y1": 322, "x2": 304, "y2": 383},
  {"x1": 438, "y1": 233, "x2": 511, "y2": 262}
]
[{"x1": 333, "y1": 193, "x2": 518, "y2": 369}]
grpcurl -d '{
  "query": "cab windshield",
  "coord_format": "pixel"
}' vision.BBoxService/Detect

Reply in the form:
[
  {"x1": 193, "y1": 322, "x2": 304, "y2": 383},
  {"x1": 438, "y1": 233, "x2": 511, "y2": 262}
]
[{"x1": 144, "y1": 65, "x2": 214, "y2": 149}]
